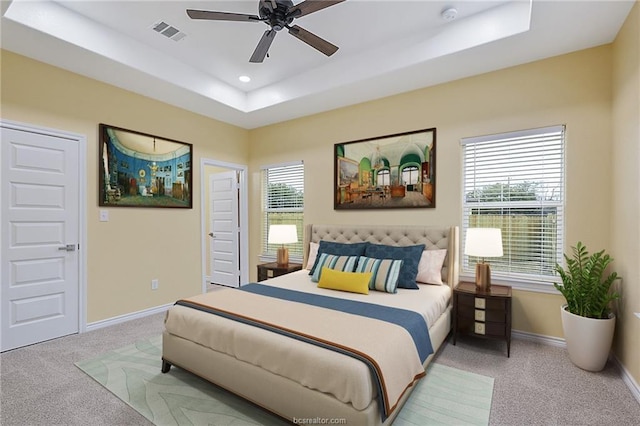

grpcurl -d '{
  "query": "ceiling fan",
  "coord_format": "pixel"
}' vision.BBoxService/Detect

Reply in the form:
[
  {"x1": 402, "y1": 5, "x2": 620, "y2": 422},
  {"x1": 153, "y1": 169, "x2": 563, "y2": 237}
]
[{"x1": 187, "y1": 0, "x2": 345, "y2": 63}]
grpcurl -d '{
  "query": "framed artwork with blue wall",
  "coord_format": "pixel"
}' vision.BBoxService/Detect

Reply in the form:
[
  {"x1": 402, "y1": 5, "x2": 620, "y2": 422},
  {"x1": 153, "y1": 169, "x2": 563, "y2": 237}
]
[
  {"x1": 334, "y1": 128, "x2": 436, "y2": 210},
  {"x1": 98, "y1": 124, "x2": 193, "y2": 208}
]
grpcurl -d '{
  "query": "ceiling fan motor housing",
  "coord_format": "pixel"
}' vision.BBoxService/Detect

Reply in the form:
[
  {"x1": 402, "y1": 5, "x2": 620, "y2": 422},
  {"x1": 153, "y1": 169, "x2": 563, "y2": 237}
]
[{"x1": 259, "y1": 0, "x2": 294, "y2": 31}]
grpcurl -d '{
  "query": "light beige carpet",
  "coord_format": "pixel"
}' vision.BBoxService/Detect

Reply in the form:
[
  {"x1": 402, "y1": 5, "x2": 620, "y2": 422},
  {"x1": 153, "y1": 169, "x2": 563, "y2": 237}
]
[{"x1": 76, "y1": 335, "x2": 494, "y2": 426}]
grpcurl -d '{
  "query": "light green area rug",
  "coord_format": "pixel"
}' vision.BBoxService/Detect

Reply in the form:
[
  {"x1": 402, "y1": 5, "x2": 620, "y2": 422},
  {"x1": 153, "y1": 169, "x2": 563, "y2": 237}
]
[
  {"x1": 396, "y1": 363, "x2": 494, "y2": 425},
  {"x1": 76, "y1": 336, "x2": 493, "y2": 426}
]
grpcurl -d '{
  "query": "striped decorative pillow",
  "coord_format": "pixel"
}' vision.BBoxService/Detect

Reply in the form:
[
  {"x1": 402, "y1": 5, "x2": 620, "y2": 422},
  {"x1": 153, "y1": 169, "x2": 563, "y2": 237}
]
[
  {"x1": 364, "y1": 243, "x2": 425, "y2": 289},
  {"x1": 356, "y1": 256, "x2": 404, "y2": 293},
  {"x1": 310, "y1": 253, "x2": 359, "y2": 282}
]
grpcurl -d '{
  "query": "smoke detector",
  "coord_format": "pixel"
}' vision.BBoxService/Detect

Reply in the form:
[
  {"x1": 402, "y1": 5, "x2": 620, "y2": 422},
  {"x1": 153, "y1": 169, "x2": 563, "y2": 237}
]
[{"x1": 441, "y1": 7, "x2": 458, "y2": 22}]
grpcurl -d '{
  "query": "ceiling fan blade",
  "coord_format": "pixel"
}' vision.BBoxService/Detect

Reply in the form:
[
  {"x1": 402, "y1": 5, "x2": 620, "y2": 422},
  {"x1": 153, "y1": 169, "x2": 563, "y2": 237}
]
[
  {"x1": 288, "y1": 25, "x2": 338, "y2": 57},
  {"x1": 186, "y1": 9, "x2": 261, "y2": 22},
  {"x1": 287, "y1": 0, "x2": 346, "y2": 18},
  {"x1": 250, "y1": 30, "x2": 277, "y2": 63}
]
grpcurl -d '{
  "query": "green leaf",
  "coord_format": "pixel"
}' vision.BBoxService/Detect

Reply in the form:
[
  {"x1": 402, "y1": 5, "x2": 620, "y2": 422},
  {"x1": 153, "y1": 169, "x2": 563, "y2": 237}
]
[{"x1": 553, "y1": 242, "x2": 620, "y2": 319}]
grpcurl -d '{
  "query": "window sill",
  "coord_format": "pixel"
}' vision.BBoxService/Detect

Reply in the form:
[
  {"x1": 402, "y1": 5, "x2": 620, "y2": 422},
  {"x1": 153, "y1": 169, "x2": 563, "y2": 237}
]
[
  {"x1": 459, "y1": 273, "x2": 561, "y2": 294},
  {"x1": 259, "y1": 255, "x2": 303, "y2": 264}
]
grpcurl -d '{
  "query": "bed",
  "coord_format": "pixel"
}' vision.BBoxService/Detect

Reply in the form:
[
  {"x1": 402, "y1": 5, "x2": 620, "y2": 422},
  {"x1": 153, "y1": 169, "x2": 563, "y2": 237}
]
[{"x1": 162, "y1": 224, "x2": 459, "y2": 425}]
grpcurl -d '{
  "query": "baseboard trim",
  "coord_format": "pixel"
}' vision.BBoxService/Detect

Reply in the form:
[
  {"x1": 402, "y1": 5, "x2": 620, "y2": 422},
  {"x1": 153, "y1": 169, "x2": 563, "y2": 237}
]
[
  {"x1": 512, "y1": 329, "x2": 566, "y2": 347},
  {"x1": 85, "y1": 303, "x2": 173, "y2": 332},
  {"x1": 613, "y1": 355, "x2": 640, "y2": 405},
  {"x1": 512, "y1": 329, "x2": 640, "y2": 405}
]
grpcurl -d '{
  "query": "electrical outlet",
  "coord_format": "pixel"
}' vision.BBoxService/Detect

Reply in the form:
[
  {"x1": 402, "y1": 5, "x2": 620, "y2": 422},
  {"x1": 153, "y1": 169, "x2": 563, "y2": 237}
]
[{"x1": 151, "y1": 279, "x2": 159, "y2": 290}]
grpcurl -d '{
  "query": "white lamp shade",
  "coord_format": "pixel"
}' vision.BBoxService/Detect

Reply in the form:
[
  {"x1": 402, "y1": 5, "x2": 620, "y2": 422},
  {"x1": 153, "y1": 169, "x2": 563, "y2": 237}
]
[
  {"x1": 464, "y1": 228, "x2": 503, "y2": 257},
  {"x1": 268, "y1": 224, "x2": 298, "y2": 245}
]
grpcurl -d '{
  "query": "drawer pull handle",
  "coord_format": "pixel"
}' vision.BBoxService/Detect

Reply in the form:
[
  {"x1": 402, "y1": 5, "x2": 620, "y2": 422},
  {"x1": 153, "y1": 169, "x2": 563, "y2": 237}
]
[
  {"x1": 475, "y1": 298, "x2": 486, "y2": 309},
  {"x1": 475, "y1": 310, "x2": 485, "y2": 321},
  {"x1": 474, "y1": 322, "x2": 486, "y2": 335}
]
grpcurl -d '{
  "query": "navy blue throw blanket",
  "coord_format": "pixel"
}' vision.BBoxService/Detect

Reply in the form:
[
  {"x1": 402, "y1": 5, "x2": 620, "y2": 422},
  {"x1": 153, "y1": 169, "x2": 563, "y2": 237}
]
[{"x1": 239, "y1": 283, "x2": 433, "y2": 363}]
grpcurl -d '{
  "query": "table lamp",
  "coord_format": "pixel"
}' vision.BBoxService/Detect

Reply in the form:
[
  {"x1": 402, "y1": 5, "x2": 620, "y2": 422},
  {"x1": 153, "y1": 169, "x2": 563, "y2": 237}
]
[
  {"x1": 268, "y1": 224, "x2": 298, "y2": 266},
  {"x1": 464, "y1": 228, "x2": 503, "y2": 292}
]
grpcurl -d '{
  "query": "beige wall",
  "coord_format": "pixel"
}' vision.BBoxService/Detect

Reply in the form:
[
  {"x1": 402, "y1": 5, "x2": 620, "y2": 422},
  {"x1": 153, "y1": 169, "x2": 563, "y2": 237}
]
[
  {"x1": 249, "y1": 46, "x2": 615, "y2": 340},
  {"x1": 612, "y1": 2, "x2": 640, "y2": 387},
  {"x1": 1, "y1": 50, "x2": 249, "y2": 322}
]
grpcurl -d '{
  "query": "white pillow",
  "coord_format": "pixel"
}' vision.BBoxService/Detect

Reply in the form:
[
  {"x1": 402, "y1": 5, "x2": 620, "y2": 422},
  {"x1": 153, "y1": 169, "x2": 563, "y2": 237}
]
[
  {"x1": 305, "y1": 242, "x2": 319, "y2": 270},
  {"x1": 416, "y1": 249, "x2": 447, "y2": 285}
]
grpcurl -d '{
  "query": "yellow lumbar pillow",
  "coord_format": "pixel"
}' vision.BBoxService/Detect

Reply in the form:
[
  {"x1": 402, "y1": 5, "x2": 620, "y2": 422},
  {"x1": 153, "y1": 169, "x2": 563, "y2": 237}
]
[{"x1": 317, "y1": 267, "x2": 372, "y2": 295}]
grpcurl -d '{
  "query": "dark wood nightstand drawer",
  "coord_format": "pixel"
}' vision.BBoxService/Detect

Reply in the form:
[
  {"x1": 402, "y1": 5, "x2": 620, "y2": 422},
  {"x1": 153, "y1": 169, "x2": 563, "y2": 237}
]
[
  {"x1": 457, "y1": 317, "x2": 506, "y2": 336},
  {"x1": 257, "y1": 262, "x2": 302, "y2": 282},
  {"x1": 459, "y1": 307, "x2": 506, "y2": 323},
  {"x1": 458, "y1": 293, "x2": 506, "y2": 311},
  {"x1": 257, "y1": 268, "x2": 270, "y2": 282},
  {"x1": 478, "y1": 321, "x2": 506, "y2": 337}
]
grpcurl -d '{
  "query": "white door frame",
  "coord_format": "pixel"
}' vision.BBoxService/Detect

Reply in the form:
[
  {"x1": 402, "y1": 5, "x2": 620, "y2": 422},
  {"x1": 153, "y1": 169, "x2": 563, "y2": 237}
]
[
  {"x1": 0, "y1": 119, "x2": 87, "y2": 335},
  {"x1": 200, "y1": 158, "x2": 249, "y2": 292}
]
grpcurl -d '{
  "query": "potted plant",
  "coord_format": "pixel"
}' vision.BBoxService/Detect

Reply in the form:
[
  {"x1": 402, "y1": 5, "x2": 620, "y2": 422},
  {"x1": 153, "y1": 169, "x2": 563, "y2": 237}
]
[{"x1": 553, "y1": 242, "x2": 620, "y2": 371}]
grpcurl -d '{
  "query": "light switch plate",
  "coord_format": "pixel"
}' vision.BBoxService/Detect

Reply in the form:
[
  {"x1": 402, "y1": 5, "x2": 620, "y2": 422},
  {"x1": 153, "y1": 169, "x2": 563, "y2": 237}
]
[{"x1": 99, "y1": 210, "x2": 109, "y2": 222}]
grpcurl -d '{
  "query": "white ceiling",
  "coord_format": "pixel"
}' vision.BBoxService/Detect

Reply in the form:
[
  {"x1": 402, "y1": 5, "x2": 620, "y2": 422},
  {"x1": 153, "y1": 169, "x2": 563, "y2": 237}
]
[{"x1": 1, "y1": 0, "x2": 635, "y2": 129}]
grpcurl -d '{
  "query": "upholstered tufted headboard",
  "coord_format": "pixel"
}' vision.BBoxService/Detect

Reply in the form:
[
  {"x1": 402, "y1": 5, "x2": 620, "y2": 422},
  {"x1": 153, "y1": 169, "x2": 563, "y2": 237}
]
[{"x1": 303, "y1": 224, "x2": 459, "y2": 289}]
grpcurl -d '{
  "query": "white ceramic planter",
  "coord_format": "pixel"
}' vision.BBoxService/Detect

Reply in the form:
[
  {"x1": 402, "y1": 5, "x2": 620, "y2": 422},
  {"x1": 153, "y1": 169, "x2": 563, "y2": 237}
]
[{"x1": 560, "y1": 305, "x2": 615, "y2": 372}]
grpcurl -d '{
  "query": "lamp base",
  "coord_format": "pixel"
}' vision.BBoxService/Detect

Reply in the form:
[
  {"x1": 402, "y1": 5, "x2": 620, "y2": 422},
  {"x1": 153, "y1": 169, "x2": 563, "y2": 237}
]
[
  {"x1": 276, "y1": 247, "x2": 289, "y2": 266},
  {"x1": 475, "y1": 263, "x2": 492, "y2": 292}
]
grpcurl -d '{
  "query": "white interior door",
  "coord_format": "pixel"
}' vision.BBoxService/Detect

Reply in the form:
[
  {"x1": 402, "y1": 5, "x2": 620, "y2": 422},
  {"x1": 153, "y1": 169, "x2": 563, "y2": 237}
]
[
  {"x1": 1, "y1": 125, "x2": 80, "y2": 351},
  {"x1": 209, "y1": 170, "x2": 239, "y2": 287}
]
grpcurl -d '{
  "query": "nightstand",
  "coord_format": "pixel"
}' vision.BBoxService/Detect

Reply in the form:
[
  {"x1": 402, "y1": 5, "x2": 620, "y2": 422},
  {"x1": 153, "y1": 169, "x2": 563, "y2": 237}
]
[
  {"x1": 257, "y1": 262, "x2": 302, "y2": 282},
  {"x1": 453, "y1": 281, "x2": 512, "y2": 357}
]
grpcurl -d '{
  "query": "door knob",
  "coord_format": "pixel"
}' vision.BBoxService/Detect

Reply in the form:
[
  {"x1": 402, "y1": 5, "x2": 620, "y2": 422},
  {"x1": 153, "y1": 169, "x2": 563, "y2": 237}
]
[
  {"x1": 58, "y1": 244, "x2": 76, "y2": 252},
  {"x1": 209, "y1": 232, "x2": 215, "y2": 238}
]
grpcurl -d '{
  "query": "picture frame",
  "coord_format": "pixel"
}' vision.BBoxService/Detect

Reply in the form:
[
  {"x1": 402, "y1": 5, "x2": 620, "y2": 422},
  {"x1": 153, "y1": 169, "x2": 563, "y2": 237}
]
[
  {"x1": 334, "y1": 128, "x2": 436, "y2": 210},
  {"x1": 98, "y1": 124, "x2": 193, "y2": 208}
]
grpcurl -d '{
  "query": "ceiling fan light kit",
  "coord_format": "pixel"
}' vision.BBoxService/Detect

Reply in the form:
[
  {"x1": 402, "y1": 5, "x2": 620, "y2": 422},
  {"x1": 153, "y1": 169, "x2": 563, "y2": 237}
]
[{"x1": 187, "y1": 0, "x2": 345, "y2": 63}]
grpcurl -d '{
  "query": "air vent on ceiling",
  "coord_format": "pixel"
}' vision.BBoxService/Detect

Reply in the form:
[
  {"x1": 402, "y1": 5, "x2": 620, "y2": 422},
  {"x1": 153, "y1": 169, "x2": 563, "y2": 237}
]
[{"x1": 152, "y1": 21, "x2": 187, "y2": 42}]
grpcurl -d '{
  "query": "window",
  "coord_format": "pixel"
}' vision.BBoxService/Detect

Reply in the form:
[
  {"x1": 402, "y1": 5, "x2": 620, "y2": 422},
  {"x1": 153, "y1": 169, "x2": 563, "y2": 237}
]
[
  {"x1": 261, "y1": 161, "x2": 304, "y2": 261},
  {"x1": 376, "y1": 169, "x2": 390, "y2": 187},
  {"x1": 461, "y1": 125, "x2": 565, "y2": 285},
  {"x1": 401, "y1": 165, "x2": 420, "y2": 185}
]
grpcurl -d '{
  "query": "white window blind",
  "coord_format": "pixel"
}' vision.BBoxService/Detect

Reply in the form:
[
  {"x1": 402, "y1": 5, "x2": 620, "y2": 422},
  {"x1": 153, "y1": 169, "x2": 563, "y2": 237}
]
[
  {"x1": 461, "y1": 125, "x2": 565, "y2": 283},
  {"x1": 261, "y1": 161, "x2": 304, "y2": 260}
]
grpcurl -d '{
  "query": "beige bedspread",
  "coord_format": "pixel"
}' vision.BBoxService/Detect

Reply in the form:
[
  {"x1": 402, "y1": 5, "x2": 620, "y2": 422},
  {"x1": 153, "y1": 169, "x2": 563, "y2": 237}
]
[
  {"x1": 165, "y1": 287, "x2": 428, "y2": 419},
  {"x1": 263, "y1": 270, "x2": 452, "y2": 328}
]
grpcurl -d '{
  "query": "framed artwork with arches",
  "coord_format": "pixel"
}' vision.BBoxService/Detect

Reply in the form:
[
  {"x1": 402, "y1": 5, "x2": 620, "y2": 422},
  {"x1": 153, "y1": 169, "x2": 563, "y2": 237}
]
[{"x1": 334, "y1": 128, "x2": 436, "y2": 210}]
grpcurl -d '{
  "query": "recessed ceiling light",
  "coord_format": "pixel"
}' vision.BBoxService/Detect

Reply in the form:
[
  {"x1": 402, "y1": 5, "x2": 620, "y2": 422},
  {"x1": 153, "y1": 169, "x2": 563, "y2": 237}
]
[
  {"x1": 239, "y1": 75, "x2": 251, "y2": 83},
  {"x1": 441, "y1": 7, "x2": 458, "y2": 22}
]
